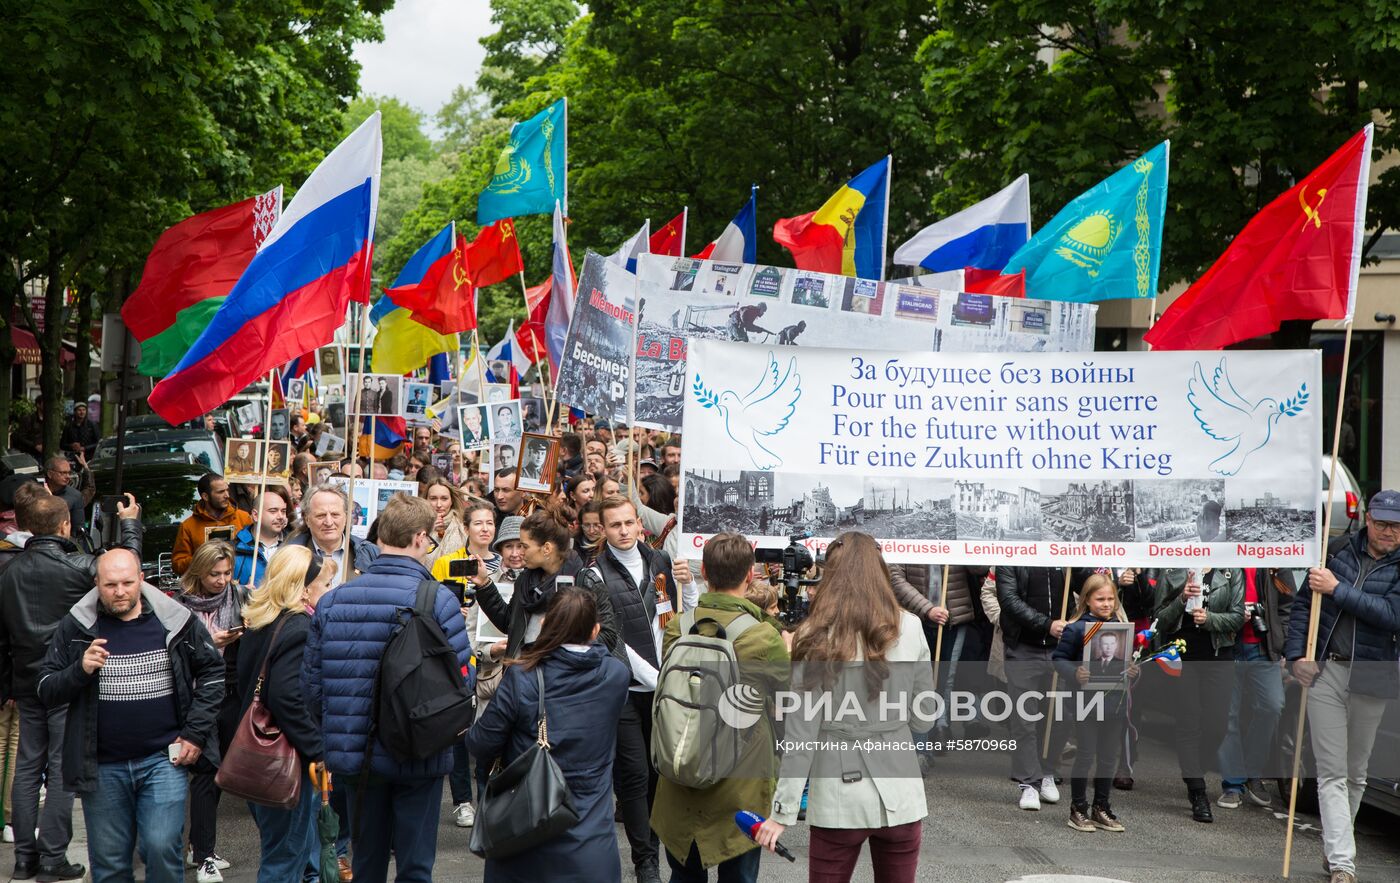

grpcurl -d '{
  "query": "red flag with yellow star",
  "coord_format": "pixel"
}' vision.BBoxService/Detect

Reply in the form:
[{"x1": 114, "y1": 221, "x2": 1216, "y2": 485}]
[
  {"x1": 1146, "y1": 126, "x2": 1372, "y2": 350},
  {"x1": 466, "y1": 218, "x2": 525, "y2": 289},
  {"x1": 385, "y1": 232, "x2": 477, "y2": 335}
]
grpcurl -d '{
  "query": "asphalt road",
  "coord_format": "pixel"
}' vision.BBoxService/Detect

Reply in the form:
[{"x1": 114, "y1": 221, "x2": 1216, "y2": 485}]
[{"x1": 7, "y1": 736, "x2": 1399, "y2": 883}]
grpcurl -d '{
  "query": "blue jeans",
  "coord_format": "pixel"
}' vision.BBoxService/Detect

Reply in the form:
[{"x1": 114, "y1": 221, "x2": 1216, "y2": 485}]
[
  {"x1": 665, "y1": 841, "x2": 761, "y2": 883},
  {"x1": 449, "y1": 739, "x2": 474, "y2": 805},
  {"x1": 346, "y1": 776, "x2": 444, "y2": 883},
  {"x1": 1218, "y1": 641, "x2": 1285, "y2": 789},
  {"x1": 83, "y1": 751, "x2": 188, "y2": 883},
  {"x1": 249, "y1": 768, "x2": 320, "y2": 883}
]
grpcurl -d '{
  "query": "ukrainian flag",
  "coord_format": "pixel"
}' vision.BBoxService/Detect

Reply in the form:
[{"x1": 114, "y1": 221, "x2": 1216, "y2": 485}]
[
  {"x1": 1002, "y1": 142, "x2": 1169, "y2": 302},
  {"x1": 370, "y1": 223, "x2": 458, "y2": 375},
  {"x1": 773, "y1": 156, "x2": 891, "y2": 280}
]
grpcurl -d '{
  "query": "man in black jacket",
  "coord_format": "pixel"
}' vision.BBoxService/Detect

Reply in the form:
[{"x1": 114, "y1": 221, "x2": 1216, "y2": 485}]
[
  {"x1": 578, "y1": 496, "x2": 677, "y2": 883},
  {"x1": 0, "y1": 492, "x2": 142, "y2": 881},
  {"x1": 996, "y1": 565, "x2": 1072, "y2": 812},
  {"x1": 38, "y1": 548, "x2": 224, "y2": 883}
]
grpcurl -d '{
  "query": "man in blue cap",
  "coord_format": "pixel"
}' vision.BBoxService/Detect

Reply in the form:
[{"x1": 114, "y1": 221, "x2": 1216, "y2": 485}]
[{"x1": 1285, "y1": 489, "x2": 1400, "y2": 883}]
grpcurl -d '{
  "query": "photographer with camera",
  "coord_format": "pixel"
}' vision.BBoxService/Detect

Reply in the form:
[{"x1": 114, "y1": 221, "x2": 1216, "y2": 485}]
[{"x1": 1216, "y1": 567, "x2": 1291, "y2": 810}]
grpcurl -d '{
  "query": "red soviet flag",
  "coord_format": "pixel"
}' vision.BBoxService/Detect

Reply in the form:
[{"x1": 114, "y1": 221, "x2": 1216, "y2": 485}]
[
  {"x1": 387, "y1": 233, "x2": 477, "y2": 335},
  {"x1": 1146, "y1": 126, "x2": 1372, "y2": 350},
  {"x1": 650, "y1": 211, "x2": 686, "y2": 257},
  {"x1": 465, "y1": 218, "x2": 525, "y2": 289}
]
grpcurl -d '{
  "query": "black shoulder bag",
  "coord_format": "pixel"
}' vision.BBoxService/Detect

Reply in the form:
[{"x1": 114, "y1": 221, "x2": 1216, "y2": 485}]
[{"x1": 468, "y1": 666, "x2": 579, "y2": 859}]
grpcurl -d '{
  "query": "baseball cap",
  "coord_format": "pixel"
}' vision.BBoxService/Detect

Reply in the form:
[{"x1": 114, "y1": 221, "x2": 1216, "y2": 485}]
[
  {"x1": 1369, "y1": 489, "x2": 1400, "y2": 522},
  {"x1": 493, "y1": 515, "x2": 524, "y2": 552}
]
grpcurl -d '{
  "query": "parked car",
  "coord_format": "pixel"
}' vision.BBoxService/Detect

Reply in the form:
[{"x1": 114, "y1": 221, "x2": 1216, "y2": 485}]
[
  {"x1": 94, "y1": 427, "x2": 223, "y2": 475},
  {"x1": 1322, "y1": 455, "x2": 1366, "y2": 537}
]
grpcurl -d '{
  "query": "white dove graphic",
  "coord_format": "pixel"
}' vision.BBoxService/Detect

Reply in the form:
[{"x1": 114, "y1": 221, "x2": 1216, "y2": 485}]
[
  {"x1": 693, "y1": 352, "x2": 802, "y2": 470},
  {"x1": 1187, "y1": 357, "x2": 1308, "y2": 476}
]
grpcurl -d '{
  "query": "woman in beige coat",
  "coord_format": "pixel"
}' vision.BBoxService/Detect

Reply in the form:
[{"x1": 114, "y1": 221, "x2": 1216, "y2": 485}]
[{"x1": 756, "y1": 532, "x2": 935, "y2": 883}]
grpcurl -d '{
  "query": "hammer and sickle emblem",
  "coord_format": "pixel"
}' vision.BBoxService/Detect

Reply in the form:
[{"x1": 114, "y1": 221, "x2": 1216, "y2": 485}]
[
  {"x1": 452, "y1": 251, "x2": 471, "y2": 290},
  {"x1": 501, "y1": 221, "x2": 515, "y2": 239},
  {"x1": 1300, "y1": 185, "x2": 1327, "y2": 230}
]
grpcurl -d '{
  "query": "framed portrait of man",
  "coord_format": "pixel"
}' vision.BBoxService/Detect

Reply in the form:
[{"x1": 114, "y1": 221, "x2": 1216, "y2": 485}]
[{"x1": 514, "y1": 433, "x2": 560, "y2": 495}]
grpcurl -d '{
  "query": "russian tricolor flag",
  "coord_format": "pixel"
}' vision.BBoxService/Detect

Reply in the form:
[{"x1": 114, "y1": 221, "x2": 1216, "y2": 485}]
[
  {"x1": 693, "y1": 186, "x2": 757, "y2": 264},
  {"x1": 607, "y1": 220, "x2": 650, "y2": 273},
  {"x1": 149, "y1": 114, "x2": 382, "y2": 424},
  {"x1": 543, "y1": 201, "x2": 575, "y2": 372},
  {"x1": 894, "y1": 175, "x2": 1031, "y2": 273}
]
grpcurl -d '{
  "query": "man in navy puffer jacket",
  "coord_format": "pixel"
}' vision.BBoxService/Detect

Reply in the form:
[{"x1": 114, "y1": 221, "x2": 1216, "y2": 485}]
[
  {"x1": 303, "y1": 494, "x2": 475, "y2": 883},
  {"x1": 1285, "y1": 490, "x2": 1400, "y2": 883}
]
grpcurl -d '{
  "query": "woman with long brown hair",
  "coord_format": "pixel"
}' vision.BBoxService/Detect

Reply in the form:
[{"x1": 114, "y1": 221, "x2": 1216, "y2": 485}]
[
  {"x1": 422, "y1": 477, "x2": 469, "y2": 569},
  {"x1": 756, "y1": 532, "x2": 935, "y2": 883},
  {"x1": 466, "y1": 588, "x2": 630, "y2": 882}
]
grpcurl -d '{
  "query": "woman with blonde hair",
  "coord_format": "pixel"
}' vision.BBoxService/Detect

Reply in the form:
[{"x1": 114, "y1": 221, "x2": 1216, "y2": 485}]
[
  {"x1": 176, "y1": 540, "x2": 245, "y2": 880},
  {"x1": 422, "y1": 477, "x2": 469, "y2": 569},
  {"x1": 756, "y1": 532, "x2": 934, "y2": 883},
  {"x1": 237, "y1": 546, "x2": 334, "y2": 882}
]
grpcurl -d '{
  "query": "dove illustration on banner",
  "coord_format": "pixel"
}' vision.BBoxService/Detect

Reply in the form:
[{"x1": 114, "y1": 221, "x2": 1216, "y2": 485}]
[
  {"x1": 693, "y1": 352, "x2": 802, "y2": 470},
  {"x1": 1187, "y1": 357, "x2": 1309, "y2": 476}
]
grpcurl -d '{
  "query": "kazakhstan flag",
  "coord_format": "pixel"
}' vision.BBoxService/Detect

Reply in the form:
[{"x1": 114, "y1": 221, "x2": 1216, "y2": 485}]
[
  {"x1": 1003, "y1": 141, "x2": 1169, "y2": 302},
  {"x1": 477, "y1": 98, "x2": 567, "y2": 225}
]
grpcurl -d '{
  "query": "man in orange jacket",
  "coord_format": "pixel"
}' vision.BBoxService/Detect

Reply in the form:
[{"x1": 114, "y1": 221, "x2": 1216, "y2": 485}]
[{"x1": 172, "y1": 475, "x2": 252, "y2": 575}]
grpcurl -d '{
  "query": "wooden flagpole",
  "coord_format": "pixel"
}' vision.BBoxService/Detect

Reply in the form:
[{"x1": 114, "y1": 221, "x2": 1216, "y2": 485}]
[
  {"x1": 1042, "y1": 567, "x2": 1074, "y2": 760},
  {"x1": 1282, "y1": 319, "x2": 1355, "y2": 878},
  {"x1": 931, "y1": 564, "x2": 952, "y2": 690}
]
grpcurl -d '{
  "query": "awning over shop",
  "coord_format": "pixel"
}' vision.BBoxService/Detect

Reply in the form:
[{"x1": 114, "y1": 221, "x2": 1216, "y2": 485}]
[{"x1": 12, "y1": 326, "x2": 76, "y2": 365}]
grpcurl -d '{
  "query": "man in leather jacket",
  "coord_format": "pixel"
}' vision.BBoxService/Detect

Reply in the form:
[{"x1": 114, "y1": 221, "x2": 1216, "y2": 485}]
[{"x1": 0, "y1": 492, "x2": 142, "y2": 881}]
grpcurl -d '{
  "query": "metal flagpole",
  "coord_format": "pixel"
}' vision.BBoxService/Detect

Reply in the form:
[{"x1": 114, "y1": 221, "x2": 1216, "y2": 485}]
[
  {"x1": 342, "y1": 304, "x2": 371, "y2": 567},
  {"x1": 1042, "y1": 567, "x2": 1074, "y2": 760},
  {"x1": 248, "y1": 368, "x2": 277, "y2": 589},
  {"x1": 1282, "y1": 319, "x2": 1355, "y2": 878},
  {"x1": 880, "y1": 155, "x2": 892, "y2": 283}
]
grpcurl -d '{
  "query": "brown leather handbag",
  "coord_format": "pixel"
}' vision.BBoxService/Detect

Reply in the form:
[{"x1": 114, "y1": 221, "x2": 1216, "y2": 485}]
[{"x1": 215, "y1": 615, "x2": 302, "y2": 809}]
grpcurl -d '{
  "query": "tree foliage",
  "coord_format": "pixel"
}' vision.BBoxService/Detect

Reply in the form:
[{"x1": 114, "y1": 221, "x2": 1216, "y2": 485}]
[
  {"x1": 0, "y1": 0, "x2": 391, "y2": 450},
  {"x1": 345, "y1": 94, "x2": 436, "y2": 163},
  {"x1": 921, "y1": 0, "x2": 1400, "y2": 284}
]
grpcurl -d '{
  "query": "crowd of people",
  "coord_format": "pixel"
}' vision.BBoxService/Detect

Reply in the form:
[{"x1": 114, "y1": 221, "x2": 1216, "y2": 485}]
[{"x1": 0, "y1": 405, "x2": 1397, "y2": 883}]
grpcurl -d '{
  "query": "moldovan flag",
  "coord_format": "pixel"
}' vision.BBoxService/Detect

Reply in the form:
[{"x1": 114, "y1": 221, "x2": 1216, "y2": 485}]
[
  {"x1": 1145, "y1": 126, "x2": 1372, "y2": 350},
  {"x1": 371, "y1": 222, "x2": 462, "y2": 374},
  {"x1": 123, "y1": 188, "x2": 282, "y2": 377},
  {"x1": 693, "y1": 187, "x2": 757, "y2": 263},
  {"x1": 149, "y1": 113, "x2": 381, "y2": 424},
  {"x1": 773, "y1": 157, "x2": 890, "y2": 280},
  {"x1": 649, "y1": 210, "x2": 686, "y2": 257},
  {"x1": 466, "y1": 218, "x2": 525, "y2": 288}
]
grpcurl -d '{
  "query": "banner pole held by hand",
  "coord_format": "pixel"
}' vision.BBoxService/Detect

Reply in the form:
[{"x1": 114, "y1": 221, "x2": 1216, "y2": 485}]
[{"x1": 1042, "y1": 567, "x2": 1073, "y2": 761}]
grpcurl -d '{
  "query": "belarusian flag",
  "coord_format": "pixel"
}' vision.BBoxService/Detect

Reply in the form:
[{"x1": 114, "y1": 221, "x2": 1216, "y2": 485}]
[
  {"x1": 1145, "y1": 126, "x2": 1372, "y2": 350},
  {"x1": 123, "y1": 188, "x2": 282, "y2": 376}
]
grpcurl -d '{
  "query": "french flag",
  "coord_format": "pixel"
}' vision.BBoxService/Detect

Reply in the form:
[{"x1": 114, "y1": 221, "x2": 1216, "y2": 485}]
[
  {"x1": 149, "y1": 114, "x2": 382, "y2": 424},
  {"x1": 543, "y1": 201, "x2": 575, "y2": 372},
  {"x1": 893, "y1": 174, "x2": 1030, "y2": 273},
  {"x1": 693, "y1": 186, "x2": 757, "y2": 263}
]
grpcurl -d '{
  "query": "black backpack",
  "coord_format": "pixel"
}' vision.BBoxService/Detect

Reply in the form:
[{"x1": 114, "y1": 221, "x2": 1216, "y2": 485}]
[{"x1": 371, "y1": 579, "x2": 476, "y2": 762}]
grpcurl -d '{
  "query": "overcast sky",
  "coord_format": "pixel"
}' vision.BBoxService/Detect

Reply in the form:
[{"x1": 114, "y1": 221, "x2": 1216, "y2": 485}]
[{"x1": 353, "y1": 0, "x2": 493, "y2": 129}]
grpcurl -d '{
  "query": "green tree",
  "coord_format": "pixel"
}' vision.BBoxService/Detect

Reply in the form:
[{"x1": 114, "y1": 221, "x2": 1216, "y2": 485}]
[
  {"x1": 0, "y1": 0, "x2": 390, "y2": 452},
  {"x1": 920, "y1": 0, "x2": 1400, "y2": 287},
  {"x1": 345, "y1": 94, "x2": 435, "y2": 163},
  {"x1": 435, "y1": 83, "x2": 511, "y2": 155}
]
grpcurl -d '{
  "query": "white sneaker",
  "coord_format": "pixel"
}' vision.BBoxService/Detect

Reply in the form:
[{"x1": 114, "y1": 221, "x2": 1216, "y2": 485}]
[
  {"x1": 185, "y1": 847, "x2": 196, "y2": 868},
  {"x1": 1019, "y1": 784, "x2": 1041, "y2": 811},
  {"x1": 1039, "y1": 776, "x2": 1061, "y2": 804},
  {"x1": 2, "y1": 823, "x2": 13, "y2": 843},
  {"x1": 454, "y1": 802, "x2": 476, "y2": 827},
  {"x1": 198, "y1": 858, "x2": 225, "y2": 883}
]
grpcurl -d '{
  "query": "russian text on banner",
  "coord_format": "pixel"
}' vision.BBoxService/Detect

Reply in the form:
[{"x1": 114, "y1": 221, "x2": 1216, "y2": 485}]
[{"x1": 679, "y1": 340, "x2": 1321, "y2": 568}]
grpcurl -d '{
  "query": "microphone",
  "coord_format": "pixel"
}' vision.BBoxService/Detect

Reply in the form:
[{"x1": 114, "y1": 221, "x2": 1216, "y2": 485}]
[{"x1": 734, "y1": 810, "x2": 796, "y2": 862}]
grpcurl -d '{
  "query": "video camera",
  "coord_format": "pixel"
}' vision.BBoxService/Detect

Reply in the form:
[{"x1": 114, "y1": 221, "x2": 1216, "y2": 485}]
[{"x1": 754, "y1": 531, "x2": 822, "y2": 626}]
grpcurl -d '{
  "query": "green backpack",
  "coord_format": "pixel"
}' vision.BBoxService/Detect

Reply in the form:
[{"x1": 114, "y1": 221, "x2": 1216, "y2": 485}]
[{"x1": 650, "y1": 609, "x2": 759, "y2": 789}]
